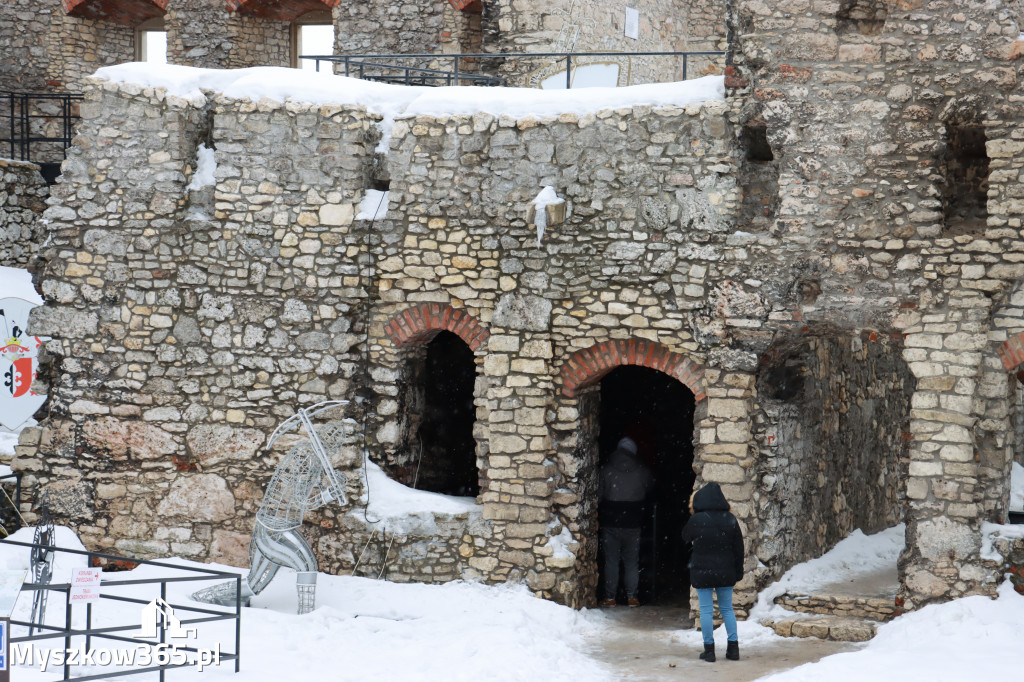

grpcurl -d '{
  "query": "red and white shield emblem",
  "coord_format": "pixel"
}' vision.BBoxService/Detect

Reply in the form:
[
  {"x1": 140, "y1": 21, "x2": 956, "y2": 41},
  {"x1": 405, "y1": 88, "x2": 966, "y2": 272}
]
[{"x1": 0, "y1": 293, "x2": 47, "y2": 430}]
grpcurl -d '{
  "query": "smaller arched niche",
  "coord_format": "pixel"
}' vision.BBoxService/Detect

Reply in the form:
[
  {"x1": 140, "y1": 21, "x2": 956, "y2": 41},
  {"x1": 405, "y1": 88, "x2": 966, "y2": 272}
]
[{"x1": 408, "y1": 331, "x2": 480, "y2": 497}]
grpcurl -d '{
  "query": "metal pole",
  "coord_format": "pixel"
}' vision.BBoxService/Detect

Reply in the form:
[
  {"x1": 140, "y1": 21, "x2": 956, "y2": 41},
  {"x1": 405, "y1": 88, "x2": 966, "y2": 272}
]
[
  {"x1": 683, "y1": 53, "x2": 688, "y2": 81},
  {"x1": 6, "y1": 94, "x2": 14, "y2": 161},
  {"x1": 159, "y1": 582, "x2": 166, "y2": 682},
  {"x1": 63, "y1": 588, "x2": 71, "y2": 680},
  {"x1": 566, "y1": 55, "x2": 571, "y2": 90},
  {"x1": 344, "y1": 56, "x2": 350, "y2": 77},
  {"x1": 453, "y1": 55, "x2": 460, "y2": 87},
  {"x1": 234, "y1": 575, "x2": 241, "y2": 673}
]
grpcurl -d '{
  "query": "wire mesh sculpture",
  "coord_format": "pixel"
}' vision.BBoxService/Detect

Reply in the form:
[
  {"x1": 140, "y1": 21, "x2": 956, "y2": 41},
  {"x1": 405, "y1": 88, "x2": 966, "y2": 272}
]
[
  {"x1": 192, "y1": 401, "x2": 350, "y2": 614},
  {"x1": 29, "y1": 494, "x2": 55, "y2": 635}
]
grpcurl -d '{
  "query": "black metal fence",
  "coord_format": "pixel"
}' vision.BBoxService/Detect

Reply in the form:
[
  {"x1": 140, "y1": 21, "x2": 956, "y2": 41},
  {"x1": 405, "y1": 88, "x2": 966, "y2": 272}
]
[
  {"x1": 4, "y1": 540, "x2": 241, "y2": 681},
  {"x1": 0, "y1": 92, "x2": 82, "y2": 183},
  {"x1": 302, "y1": 51, "x2": 725, "y2": 88}
]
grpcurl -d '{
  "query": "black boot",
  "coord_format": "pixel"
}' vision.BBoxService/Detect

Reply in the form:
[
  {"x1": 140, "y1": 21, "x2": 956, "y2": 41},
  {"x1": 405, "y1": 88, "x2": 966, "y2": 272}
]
[
  {"x1": 726, "y1": 640, "x2": 739, "y2": 660},
  {"x1": 699, "y1": 644, "x2": 715, "y2": 662}
]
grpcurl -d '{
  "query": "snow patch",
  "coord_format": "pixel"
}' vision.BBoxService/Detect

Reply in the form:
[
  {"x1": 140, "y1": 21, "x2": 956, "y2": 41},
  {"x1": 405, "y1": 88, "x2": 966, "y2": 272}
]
[
  {"x1": 530, "y1": 186, "x2": 562, "y2": 247},
  {"x1": 750, "y1": 524, "x2": 904, "y2": 623},
  {"x1": 761, "y1": 581, "x2": 1024, "y2": 682},
  {"x1": 545, "y1": 521, "x2": 574, "y2": 560},
  {"x1": 92, "y1": 63, "x2": 724, "y2": 121},
  {"x1": 355, "y1": 189, "x2": 390, "y2": 221},
  {"x1": 186, "y1": 144, "x2": 217, "y2": 191},
  {"x1": 355, "y1": 459, "x2": 480, "y2": 534},
  {"x1": 981, "y1": 520, "x2": 1024, "y2": 561}
]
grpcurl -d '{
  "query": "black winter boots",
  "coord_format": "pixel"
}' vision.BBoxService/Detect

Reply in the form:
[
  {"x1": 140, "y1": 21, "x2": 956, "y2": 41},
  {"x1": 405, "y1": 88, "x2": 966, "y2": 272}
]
[
  {"x1": 726, "y1": 640, "x2": 740, "y2": 660},
  {"x1": 699, "y1": 644, "x2": 715, "y2": 662}
]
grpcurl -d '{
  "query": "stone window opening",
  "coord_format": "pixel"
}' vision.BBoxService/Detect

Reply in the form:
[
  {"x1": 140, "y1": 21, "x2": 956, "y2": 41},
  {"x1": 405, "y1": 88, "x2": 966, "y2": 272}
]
[
  {"x1": 942, "y1": 122, "x2": 990, "y2": 235},
  {"x1": 136, "y1": 17, "x2": 167, "y2": 64},
  {"x1": 292, "y1": 10, "x2": 334, "y2": 71},
  {"x1": 401, "y1": 330, "x2": 480, "y2": 497},
  {"x1": 836, "y1": 0, "x2": 887, "y2": 36},
  {"x1": 742, "y1": 124, "x2": 774, "y2": 163},
  {"x1": 596, "y1": 366, "x2": 696, "y2": 606},
  {"x1": 739, "y1": 119, "x2": 779, "y2": 231}
]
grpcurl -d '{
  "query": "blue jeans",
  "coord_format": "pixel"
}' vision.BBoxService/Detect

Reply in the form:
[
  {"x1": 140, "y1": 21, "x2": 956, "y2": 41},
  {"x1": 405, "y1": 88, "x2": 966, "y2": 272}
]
[{"x1": 696, "y1": 586, "x2": 738, "y2": 645}]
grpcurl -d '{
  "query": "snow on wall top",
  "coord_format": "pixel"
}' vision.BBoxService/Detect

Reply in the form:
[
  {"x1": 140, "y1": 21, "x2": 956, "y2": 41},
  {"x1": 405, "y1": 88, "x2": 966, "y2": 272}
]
[{"x1": 91, "y1": 63, "x2": 725, "y2": 120}]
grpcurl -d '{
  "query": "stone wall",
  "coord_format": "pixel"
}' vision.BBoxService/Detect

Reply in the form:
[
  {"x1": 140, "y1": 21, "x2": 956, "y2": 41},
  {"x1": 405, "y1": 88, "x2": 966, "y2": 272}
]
[
  {"x1": 753, "y1": 331, "x2": 913, "y2": 580},
  {"x1": 165, "y1": 0, "x2": 291, "y2": 69},
  {"x1": 728, "y1": 0, "x2": 1024, "y2": 609},
  {"x1": 14, "y1": 0, "x2": 1024, "y2": 615},
  {"x1": 0, "y1": 159, "x2": 49, "y2": 269},
  {"x1": 483, "y1": 0, "x2": 726, "y2": 85},
  {"x1": 0, "y1": 0, "x2": 134, "y2": 93}
]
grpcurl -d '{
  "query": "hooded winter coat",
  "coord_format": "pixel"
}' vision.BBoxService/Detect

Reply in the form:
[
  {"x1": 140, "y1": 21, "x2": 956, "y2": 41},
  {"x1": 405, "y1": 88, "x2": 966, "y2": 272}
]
[{"x1": 681, "y1": 483, "x2": 745, "y2": 589}]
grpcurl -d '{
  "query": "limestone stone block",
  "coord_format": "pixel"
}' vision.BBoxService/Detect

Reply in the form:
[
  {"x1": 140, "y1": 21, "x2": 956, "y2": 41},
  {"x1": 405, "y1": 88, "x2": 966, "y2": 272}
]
[
  {"x1": 914, "y1": 517, "x2": 978, "y2": 562},
  {"x1": 157, "y1": 474, "x2": 235, "y2": 523},
  {"x1": 186, "y1": 424, "x2": 264, "y2": 466}
]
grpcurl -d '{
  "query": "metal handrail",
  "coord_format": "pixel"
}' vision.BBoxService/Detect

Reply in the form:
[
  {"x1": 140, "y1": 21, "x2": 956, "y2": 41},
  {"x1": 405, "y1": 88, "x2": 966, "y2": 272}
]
[
  {"x1": 0, "y1": 91, "x2": 82, "y2": 178},
  {"x1": 2, "y1": 539, "x2": 242, "y2": 681},
  {"x1": 301, "y1": 50, "x2": 726, "y2": 88}
]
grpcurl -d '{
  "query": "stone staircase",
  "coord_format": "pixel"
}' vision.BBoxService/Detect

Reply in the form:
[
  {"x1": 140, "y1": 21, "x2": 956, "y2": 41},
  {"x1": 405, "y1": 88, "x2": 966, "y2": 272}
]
[{"x1": 759, "y1": 567, "x2": 898, "y2": 642}]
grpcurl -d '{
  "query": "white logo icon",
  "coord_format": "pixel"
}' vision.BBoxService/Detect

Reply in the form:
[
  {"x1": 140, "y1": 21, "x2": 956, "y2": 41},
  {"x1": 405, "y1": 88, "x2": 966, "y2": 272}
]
[{"x1": 136, "y1": 598, "x2": 197, "y2": 640}]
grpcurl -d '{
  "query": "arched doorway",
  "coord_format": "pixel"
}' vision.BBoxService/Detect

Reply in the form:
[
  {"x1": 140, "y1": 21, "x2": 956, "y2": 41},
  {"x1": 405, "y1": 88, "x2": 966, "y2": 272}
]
[
  {"x1": 598, "y1": 366, "x2": 696, "y2": 605},
  {"x1": 414, "y1": 330, "x2": 479, "y2": 496}
]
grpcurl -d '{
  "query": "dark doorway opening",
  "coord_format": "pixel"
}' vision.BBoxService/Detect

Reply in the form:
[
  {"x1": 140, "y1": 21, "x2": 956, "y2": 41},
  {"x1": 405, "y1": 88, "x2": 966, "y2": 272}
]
[
  {"x1": 414, "y1": 331, "x2": 479, "y2": 497},
  {"x1": 598, "y1": 366, "x2": 696, "y2": 605}
]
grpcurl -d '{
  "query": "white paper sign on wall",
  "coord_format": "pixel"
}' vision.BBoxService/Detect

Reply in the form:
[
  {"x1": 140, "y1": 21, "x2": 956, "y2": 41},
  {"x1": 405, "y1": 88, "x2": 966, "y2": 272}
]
[
  {"x1": 0, "y1": 297, "x2": 46, "y2": 431},
  {"x1": 624, "y1": 7, "x2": 640, "y2": 40}
]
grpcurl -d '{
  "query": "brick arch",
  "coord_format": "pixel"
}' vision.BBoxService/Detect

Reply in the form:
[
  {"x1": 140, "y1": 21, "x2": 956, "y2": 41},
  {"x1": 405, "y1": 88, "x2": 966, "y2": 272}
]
[
  {"x1": 226, "y1": 0, "x2": 340, "y2": 22},
  {"x1": 63, "y1": 0, "x2": 167, "y2": 25},
  {"x1": 998, "y1": 332, "x2": 1024, "y2": 375},
  {"x1": 560, "y1": 339, "x2": 706, "y2": 400},
  {"x1": 383, "y1": 303, "x2": 489, "y2": 352}
]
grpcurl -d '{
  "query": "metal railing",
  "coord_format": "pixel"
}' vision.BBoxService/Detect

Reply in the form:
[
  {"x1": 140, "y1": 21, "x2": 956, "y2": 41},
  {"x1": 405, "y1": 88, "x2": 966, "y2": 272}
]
[
  {"x1": 0, "y1": 91, "x2": 82, "y2": 182},
  {"x1": 4, "y1": 540, "x2": 241, "y2": 681},
  {"x1": 302, "y1": 51, "x2": 725, "y2": 88}
]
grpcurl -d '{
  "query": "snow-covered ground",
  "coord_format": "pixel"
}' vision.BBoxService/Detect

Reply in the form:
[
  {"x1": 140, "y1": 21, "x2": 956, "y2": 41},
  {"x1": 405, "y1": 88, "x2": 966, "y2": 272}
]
[{"x1": 1, "y1": 521, "x2": 1021, "y2": 681}]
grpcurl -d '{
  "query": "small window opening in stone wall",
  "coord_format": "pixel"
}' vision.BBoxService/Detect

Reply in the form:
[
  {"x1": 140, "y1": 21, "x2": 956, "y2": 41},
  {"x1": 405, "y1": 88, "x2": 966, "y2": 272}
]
[
  {"x1": 836, "y1": 0, "x2": 887, "y2": 36},
  {"x1": 942, "y1": 123, "x2": 990, "y2": 234},
  {"x1": 739, "y1": 118, "x2": 779, "y2": 231},
  {"x1": 136, "y1": 17, "x2": 167, "y2": 64},
  {"x1": 742, "y1": 125, "x2": 774, "y2": 163},
  {"x1": 371, "y1": 179, "x2": 390, "y2": 192},
  {"x1": 597, "y1": 366, "x2": 695, "y2": 605},
  {"x1": 292, "y1": 10, "x2": 334, "y2": 70},
  {"x1": 409, "y1": 331, "x2": 480, "y2": 497}
]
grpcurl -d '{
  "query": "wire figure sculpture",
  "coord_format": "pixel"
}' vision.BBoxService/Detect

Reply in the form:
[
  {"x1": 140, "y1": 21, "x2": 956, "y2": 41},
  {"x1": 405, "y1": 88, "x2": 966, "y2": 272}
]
[
  {"x1": 192, "y1": 401, "x2": 350, "y2": 614},
  {"x1": 29, "y1": 494, "x2": 55, "y2": 635}
]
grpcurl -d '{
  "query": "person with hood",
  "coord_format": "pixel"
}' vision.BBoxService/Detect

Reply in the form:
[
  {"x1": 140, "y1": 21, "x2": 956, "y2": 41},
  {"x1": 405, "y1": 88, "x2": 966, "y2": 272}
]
[
  {"x1": 598, "y1": 436, "x2": 654, "y2": 607},
  {"x1": 682, "y1": 482, "x2": 744, "y2": 662}
]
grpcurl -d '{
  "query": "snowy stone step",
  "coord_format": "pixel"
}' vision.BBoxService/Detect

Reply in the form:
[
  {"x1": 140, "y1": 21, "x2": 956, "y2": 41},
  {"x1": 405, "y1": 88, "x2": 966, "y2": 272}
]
[
  {"x1": 760, "y1": 614, "x2": 878, "y2": 642},
  {"x1": 773, "y1": 591, "x2": 897, "y2": 621}
]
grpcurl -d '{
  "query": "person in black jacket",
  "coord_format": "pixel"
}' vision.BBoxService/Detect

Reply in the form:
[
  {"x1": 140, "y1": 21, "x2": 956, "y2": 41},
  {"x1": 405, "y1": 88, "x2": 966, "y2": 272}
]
[
  {"x1": 681, "y1": 482, "x2": 744, "y2": 662},
  {"x1": 598, "y1": 437, "x2": 653, "y2": 607}
]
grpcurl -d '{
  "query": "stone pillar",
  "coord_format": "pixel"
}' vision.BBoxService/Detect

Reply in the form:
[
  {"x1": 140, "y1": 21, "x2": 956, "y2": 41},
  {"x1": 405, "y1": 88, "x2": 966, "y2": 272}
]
[
  {"x1": 690, "y1": 365, "x2": 757, "y2": 617},
  {"x1": 900, "y1": 306, "x2": 989, "y2": 610}
]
